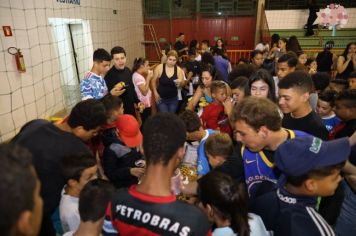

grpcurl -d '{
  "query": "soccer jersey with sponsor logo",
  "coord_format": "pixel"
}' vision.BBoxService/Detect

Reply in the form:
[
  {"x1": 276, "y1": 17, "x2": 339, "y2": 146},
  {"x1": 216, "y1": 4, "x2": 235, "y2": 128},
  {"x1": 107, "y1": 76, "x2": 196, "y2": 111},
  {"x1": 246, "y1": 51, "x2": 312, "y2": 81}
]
[
  {"x1": 103, "y1": 185, "x2": 211, "y2": 236},
  {"x1": 242, "y1": 129, "x2": 307, "y2": 197}
]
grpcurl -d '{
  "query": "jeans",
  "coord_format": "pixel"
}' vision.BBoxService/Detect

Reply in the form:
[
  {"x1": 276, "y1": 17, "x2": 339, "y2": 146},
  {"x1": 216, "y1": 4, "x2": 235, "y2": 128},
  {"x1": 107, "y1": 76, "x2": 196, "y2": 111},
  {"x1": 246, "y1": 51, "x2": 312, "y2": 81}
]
[
  {"x1": 334, "y1": 181, "x2": 356, "y2": 236},
  {"x1": 157, "y1": 97, "x2": 178, "y2": 113}
]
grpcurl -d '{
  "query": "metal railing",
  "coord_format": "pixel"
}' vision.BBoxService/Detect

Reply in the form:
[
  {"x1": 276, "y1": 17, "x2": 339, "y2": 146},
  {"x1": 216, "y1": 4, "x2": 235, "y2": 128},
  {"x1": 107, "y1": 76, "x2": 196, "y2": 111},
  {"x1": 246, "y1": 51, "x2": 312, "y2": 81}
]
[
  {"x1": 226, "y1": 48, "x2": 344, "y2": 64},
  {"x1": 265, "y1": 0, "x2": 356, "y2": 10}
]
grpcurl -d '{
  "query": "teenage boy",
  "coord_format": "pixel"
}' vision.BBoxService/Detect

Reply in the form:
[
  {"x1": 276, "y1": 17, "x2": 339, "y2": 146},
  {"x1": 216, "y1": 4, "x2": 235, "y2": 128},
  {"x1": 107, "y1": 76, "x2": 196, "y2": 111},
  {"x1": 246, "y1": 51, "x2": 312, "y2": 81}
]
[
  {"x1": 80, "y1": 48, "x2": 123, "y2": 100},
  {"x1": 251, "y1": 134, "x2": 356, "y2": 236},
  {"x1": 59, "y1": 153, "x2": 98, "y2": 233},
  {"x1": 103, "y1": 113, "x2": 211, "y2": 235},
  {"x1": 104, "y1": 46, "x2": 141, "y2": 118},
  {"x1": 230, "y1": 96, "x2": 308, "y2": 197},
  {"x1": 272, "y1": 53, "x2": 297, "y2": 95},
  {"x1": 63, "y1": 179, "x2": 115, "y2": 236},
  {"x1": 201, "y1": 80, "x2": 232, "y2": 135},
  {"x1": 0, "y1": 144, "x2": 43, "y2": 236},
  {"x1": 12, "y1": 99, "x2": 107, "y2": 236},
  {"x1": 279, "y1": 71, "x2": 329, "y2": 140}
]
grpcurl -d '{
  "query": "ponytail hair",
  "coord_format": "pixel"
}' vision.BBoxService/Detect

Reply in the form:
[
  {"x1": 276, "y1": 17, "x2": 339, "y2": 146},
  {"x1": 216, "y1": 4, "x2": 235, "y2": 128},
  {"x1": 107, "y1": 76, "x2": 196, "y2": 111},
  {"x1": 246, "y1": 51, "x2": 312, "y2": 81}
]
[
  {"x1": 197, "y1": 171, "x2": 250, "y2": 236},
  {"x1": 132, "y1": 57, "x2": 147, "y2": 72}
]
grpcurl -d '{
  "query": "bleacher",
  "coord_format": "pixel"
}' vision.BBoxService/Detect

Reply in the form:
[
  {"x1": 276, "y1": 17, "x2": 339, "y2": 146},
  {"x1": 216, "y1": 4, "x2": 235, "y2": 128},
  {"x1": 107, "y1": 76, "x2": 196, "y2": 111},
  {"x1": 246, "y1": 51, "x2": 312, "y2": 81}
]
[{"x1": 269, "y1": 28, "x2": 356, "y2": 50}]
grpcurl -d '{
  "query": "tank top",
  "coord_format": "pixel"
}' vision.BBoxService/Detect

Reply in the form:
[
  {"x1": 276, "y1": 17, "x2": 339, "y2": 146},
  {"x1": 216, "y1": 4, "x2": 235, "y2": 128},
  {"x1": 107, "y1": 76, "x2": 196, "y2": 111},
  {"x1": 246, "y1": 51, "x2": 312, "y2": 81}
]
[
  {"x1": 157, "y1": 64, "x2": 178, "y2": 99},
  {"x1": 336, "y1": 56, "x2": 354, "y2": 80},
  {"x1": 316, "y1": 50, "x2": 333, "y2": 72}
]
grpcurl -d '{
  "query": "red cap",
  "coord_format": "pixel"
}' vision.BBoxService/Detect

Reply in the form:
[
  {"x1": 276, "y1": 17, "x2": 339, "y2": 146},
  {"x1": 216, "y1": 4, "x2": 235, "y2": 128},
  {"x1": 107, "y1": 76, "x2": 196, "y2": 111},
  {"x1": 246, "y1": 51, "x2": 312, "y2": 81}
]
[{"x1": 116, "y1": 114, "x2": 142, "y2": 148}]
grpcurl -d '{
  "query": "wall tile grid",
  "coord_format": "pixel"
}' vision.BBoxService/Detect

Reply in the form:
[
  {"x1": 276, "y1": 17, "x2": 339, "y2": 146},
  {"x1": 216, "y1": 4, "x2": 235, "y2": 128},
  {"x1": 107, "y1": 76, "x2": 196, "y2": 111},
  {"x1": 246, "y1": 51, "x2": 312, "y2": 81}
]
[
  {"x1": 0, "y1": 0, "x2": 145, "y2": 142},
  {"x1": 266, "y1": 8, "x2": 356, "y2": 29}
]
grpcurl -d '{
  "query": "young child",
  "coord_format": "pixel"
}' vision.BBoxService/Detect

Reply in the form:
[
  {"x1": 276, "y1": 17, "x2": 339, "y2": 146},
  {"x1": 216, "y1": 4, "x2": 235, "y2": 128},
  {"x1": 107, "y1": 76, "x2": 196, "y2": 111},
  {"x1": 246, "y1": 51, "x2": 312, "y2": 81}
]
[
  {"x1": 198, "y1": 171, "x2": 270, "y2": 236},
  {"x1": 179, "y1": 110, "x2": 215, "y2": 176},
  {"x1": 317, "y1": 90, "x2": 341, "y2": 132},
  {"x1": 63, "y1": 179, "x2": 115, "y2": 236},
  {"x1": 251, "y1": 134, "x2": 356, "y2": 235},
  {"x1": 330, "y1": 89, "x2": 356, "y2": 140},
  {"x1": 348, "y1": 71, "x2": 356, "y2": 89},
  {"x1": 59, "y1": 153, "x2": 98, "y2": 233},
  {"x1": 102, "y1": 114, "x2": 145, "y2": 189},
  {"x1": 205, "y1": 132, "x2": 233, "y2": 169},
  {"x1": 306, "y1": 58, "x2": 317, "y2": 75},
  {"x1": 201, "y1": 80, "x2": 232, "y2": 135}
]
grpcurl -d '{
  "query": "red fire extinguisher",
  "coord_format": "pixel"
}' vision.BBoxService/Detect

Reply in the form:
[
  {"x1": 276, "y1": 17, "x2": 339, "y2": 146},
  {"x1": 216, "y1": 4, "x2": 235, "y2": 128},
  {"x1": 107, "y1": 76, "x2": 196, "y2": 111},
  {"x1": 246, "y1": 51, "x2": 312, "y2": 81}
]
[{"x1": 7, "y1": 47, "x2": 26, "y2": 73}]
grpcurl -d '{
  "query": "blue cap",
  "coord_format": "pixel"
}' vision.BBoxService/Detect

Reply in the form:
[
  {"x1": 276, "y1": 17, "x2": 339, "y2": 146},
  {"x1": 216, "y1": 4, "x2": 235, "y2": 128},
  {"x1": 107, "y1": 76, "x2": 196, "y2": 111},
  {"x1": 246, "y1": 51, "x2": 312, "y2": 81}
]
[{"x1": 275, "y1": 136, "x2": 350, "y2": 176}]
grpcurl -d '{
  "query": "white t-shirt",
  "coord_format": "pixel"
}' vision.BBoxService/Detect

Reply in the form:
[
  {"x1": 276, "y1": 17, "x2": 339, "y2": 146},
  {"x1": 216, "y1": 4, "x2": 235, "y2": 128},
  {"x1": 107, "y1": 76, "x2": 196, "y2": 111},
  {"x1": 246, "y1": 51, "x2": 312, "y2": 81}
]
[
  {"x1": 59, "y1": 188, "x2": 80, "y2": 233},
  {"x1": 213, "y1": 213, "x2": 271, "y2": 236},
  {"x1": 63, "y1": 230, "x2": 75, "y2": 236}
]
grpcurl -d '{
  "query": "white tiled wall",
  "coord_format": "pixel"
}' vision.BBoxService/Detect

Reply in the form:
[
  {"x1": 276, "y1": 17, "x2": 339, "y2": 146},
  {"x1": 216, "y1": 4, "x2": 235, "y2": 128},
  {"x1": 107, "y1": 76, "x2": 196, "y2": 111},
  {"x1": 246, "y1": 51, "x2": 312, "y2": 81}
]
[
  {"x1": 266, "y1": 8, "x2": 356, "y2": 29},
  {"x1": 0, "y1": 0, "x2": 145, "y2": 142}
]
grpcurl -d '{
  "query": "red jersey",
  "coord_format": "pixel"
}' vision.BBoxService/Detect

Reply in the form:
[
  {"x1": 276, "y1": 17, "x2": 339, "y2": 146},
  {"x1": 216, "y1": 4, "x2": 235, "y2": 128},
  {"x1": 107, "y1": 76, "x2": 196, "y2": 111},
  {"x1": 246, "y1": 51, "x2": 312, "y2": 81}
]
[{"x1": 201, "y1": 103, "x2": 232, "y2": 135}]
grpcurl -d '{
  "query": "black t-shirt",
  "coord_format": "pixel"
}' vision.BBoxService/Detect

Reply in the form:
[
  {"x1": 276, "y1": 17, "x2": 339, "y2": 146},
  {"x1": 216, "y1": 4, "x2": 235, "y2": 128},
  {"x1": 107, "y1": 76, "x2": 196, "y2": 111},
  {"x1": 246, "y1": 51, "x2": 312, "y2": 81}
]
[
  {"x1": 12, "y1": 120, "x2": 91, "y2": 215},
  {"x1": 104, "y1": 66, "x2": 139, "y2": 117},
  {"x1": 335, "y1": 119, "x2": 356, "y2": 165},
  {"x1": 174, "y1": 41, "x2": 187, "y2": 56},
  {"x1": 186, "y1": 60, "x2": 201, "y2": 77},
  {"x1": 103, "y1": 186, "x2": 211, "y2": 236},
  {"x1": 282, "y1": 111, "x2": 328, "y2": 140}
]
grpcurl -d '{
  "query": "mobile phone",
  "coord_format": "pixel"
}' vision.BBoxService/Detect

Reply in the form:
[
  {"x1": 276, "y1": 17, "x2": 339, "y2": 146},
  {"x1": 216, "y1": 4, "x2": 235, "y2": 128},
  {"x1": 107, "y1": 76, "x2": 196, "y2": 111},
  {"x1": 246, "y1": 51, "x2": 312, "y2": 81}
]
[{"x1": 123, "y1": 84, "x2": 129, "y2": 89}]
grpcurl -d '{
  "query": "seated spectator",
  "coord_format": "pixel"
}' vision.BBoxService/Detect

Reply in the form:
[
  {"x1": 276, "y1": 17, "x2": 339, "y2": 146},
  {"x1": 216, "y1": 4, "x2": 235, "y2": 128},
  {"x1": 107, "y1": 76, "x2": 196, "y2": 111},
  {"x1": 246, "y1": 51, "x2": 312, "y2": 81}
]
[
  {"x1": 316, "y1": 90, "x2": 341, "y2": 132},
  {"x1": 205, "y1": 132, "x2": 233, "y2": 169},
  {"x1": 279, "y1": 71, "x2": 328, "y2": 140},
  {"x1": 316, "y1": 40, "x2": 337, "y2": 73},
  {"x1": 103, "y1": 113, "x2": 211, "y2": 235},
  {"x1": 348, "y1": 71, "x2": 356, "y2": 90},
  {"x1": 201, "y1": 81, "x2": 232, "y2": 135},
  {"x1": 179, "y1": 110, "x2": 215, "y2": 176},
  {"x1": 297, "y1": 50, "x2": 307, "y2": 67},
  {"x1": 306, "y1": 58, "x2": 318, "y2": 75},
  {"x1": 102, "y1": 114, "x2": 144, "y2": 189},
  {"x1": 63, "y1": 179, "x2": 115, "y2": 236},
  {"x1": 80, "y1": 49, "x2": 123, "y2": 100},
  {"x1": 336, "y1": 42, "x2": 356, "y2": 80},
  {"x1": 251, "y1": 135, "x2": 356, "y2": 235},
  {"x1": 60, "y1": 153, "x2": 98, "y2": 233},
  {"x1": 198, "y1": 171, "x2": 271, "y2": 236},
  {"x1": 248, "y1": 69, "x2": 277, "y2": 103},
  {"x1": 0, "y1": 144, "x2": 43, "y2": 236}
]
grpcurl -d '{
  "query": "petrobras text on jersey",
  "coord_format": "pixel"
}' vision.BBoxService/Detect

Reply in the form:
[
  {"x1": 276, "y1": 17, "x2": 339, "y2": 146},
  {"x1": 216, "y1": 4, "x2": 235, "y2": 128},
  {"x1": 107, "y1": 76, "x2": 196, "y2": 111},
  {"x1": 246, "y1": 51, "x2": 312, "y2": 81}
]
[
  {"x1": 115, "y1": 204, "x2": 191, "y2": 236},
  {"x1": 56, "y1": 0, "x2": 80, "y2": 5}
]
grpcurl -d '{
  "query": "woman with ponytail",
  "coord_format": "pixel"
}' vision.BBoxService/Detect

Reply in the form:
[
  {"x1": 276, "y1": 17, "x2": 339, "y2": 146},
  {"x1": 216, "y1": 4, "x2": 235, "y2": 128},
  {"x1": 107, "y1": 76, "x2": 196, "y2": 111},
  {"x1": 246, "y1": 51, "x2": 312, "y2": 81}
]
[{"x1": 197, "y1": 171, "x2": 271, "y2": 236}]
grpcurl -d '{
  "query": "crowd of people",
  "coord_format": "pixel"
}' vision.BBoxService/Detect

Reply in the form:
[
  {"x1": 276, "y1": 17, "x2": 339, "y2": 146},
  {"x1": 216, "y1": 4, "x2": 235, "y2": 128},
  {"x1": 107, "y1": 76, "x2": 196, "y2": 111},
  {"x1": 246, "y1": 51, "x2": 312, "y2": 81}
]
[{"x1": 1, "y1": 33, "x2": 356, "y2": 236}]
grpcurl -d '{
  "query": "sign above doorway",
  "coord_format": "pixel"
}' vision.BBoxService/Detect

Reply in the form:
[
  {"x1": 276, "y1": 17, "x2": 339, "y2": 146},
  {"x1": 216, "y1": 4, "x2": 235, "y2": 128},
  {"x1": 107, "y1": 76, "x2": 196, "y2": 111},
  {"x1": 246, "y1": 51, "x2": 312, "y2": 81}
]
[{"x1": 56, "y1": 0, "x2": 80, "y2": 6}]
